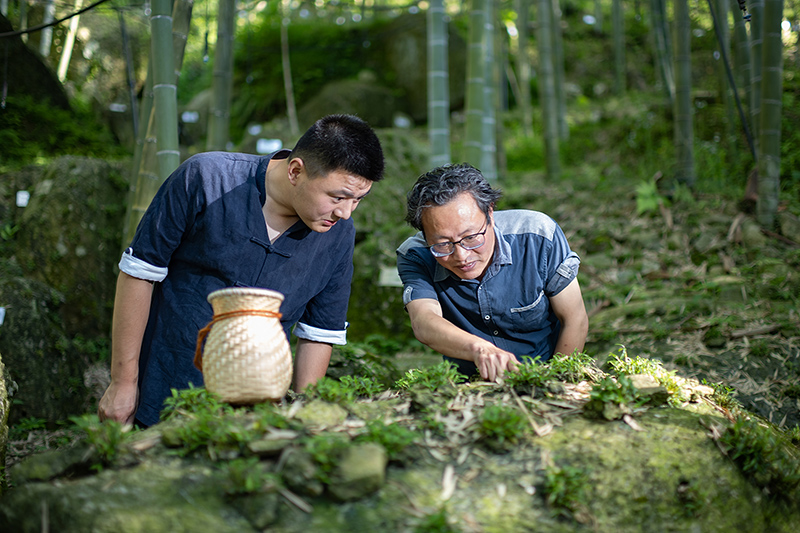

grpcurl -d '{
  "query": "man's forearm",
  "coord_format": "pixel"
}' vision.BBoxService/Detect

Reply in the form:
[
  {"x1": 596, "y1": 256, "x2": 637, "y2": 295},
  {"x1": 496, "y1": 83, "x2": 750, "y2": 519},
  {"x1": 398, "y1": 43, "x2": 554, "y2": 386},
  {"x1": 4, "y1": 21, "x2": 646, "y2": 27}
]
[
  {"x1": 109, "y1": 272, "x2": 154, "y2": 384},
  {"x1": 294, "y1": 338, "x2": 332, "y2": 391},
  {"x1": 553, "y1": 318, "x2": 589, "y2": 357}
]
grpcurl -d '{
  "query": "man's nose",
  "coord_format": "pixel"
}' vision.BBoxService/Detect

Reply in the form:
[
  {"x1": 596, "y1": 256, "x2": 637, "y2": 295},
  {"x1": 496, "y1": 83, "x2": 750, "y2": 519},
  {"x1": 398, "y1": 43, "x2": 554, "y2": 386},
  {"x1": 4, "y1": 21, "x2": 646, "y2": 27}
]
[
  {"x1": 451, "y1": 242, "x2": 470, "y2": 260},
  {"x1": 334, "y1": 200, "x2": 355, "y2": 220}
]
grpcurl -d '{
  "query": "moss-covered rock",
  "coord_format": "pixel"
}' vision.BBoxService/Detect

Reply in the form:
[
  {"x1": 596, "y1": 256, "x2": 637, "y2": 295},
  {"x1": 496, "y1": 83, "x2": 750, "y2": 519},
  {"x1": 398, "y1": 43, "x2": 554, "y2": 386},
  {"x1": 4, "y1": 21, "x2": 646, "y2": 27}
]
[
  {"x1": 2, "y1": 364, "x2": 799, "y2": 532},
  {"x1": 0, "y1": 262, "x2": 91, "y2": 425},
  {"x1": 13, "y1": 156, "x2": 128, "y2": 339}
]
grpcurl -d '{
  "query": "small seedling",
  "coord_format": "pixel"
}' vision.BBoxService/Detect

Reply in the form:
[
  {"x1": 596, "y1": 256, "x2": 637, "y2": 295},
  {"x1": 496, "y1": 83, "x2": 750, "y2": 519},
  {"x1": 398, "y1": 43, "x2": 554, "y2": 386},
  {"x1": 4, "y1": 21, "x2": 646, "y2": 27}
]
[
  {"x1": 584, "y1": 375, "x2": 641, "y2": 420},
  {"x1": 504, "y1": 356, "x2": 554, "y2": 391},
  {"x1": 607, "y1": 346, "x2": 685, "y2": 405}
]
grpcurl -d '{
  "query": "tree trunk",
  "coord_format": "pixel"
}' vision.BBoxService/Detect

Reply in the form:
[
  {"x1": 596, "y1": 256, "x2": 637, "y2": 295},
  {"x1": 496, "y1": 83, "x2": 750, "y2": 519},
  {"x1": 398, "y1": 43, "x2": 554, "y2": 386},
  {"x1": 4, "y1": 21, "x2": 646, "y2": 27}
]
[
  {"x1": 464, "y1": 0, "x2": 486, "y2": 168},
  {"x1": 551, "y1": 0, "x2": 568, "y2": 139},
  {"x1": 122, "y1": 0, "x2": 194, "y2": 248},
  {"x1": 756, "y1": 0, "x2": 784, "y2": 228},
  {"x1": 39, "y1": 0, "x2": 55, "y2": 60},
  {"x1": 57, "y1": 0, "x2": 83, "y2": 82},
  {"x1": 536, "y1": 0, "x2": 560, "y2": 179},
  {"x1": 651, "y1": 0, "x2": 675, "y2": 102},
  {"x1": 715, "y1": 0, "x2": 736, "y2": 144},
  {"x1": 730, "y1": 0, "x2": 752, "y2": 117},
  {"x1": 207, "y1": 0, "x2": 236, "y2": 151},
  {"x1": 612, "y1": 0, "x2": 625, "y2": 94},
  {"x1": 150, "y1": 0, "x2": 181, "y2": 178},
  {"x1": 481, "y1": 0, "x2": 498, "y2": 181},
  {"x1": 594, "y1": 0, "x2": 604, "y2": 34},
  {"x1": 673, "y1": 0, "x2": 695, "y2": 186},
  {"x1": 515, "y1": 0, "x2": 533, "y2": 137},
  {"x1": 427, "y1": 0, "x2": 451, "y2": 167},
  {"x1": 749, "y1": 0, "x2": 764, "y2": 151},
  {"x1": 280, "y1": 0, "x2": 299, "y2": 137}
]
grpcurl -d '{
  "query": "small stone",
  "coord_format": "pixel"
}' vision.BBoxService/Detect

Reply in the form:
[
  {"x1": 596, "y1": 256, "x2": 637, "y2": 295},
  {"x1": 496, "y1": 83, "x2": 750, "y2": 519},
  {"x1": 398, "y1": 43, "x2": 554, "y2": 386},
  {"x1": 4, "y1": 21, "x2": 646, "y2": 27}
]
[
  {"x1": 328, "y1": 443, "x2": 388, "y2": 501},
  {"x1": 629, "y1": 374, "x2": 670, "y2": 405},
  {"x1": 248, "y1": 438, "x2": 293, "y2": 456},
  {"x1": 294, "y1": 399, "x2": 348, "y2": 429}
]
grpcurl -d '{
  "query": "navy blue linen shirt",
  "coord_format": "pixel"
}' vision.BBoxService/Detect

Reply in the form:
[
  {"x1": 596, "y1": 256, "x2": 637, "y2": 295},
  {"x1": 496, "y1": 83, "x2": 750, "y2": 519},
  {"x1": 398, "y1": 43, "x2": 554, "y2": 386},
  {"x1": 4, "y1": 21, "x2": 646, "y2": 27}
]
[
  {"x1": 396, "y1": 210, "x2": 580, "y2": 376},
  {"x1": 119, "y1": 151, "x2": 356, "y2": 425}
]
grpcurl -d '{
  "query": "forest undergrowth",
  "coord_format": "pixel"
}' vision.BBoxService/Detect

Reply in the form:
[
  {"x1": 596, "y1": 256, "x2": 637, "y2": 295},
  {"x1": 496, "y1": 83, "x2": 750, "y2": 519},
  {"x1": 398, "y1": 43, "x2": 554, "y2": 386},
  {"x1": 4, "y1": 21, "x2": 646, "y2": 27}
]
[{"x1": 498, "y1": 141, "x2": 800, "y2": 433}]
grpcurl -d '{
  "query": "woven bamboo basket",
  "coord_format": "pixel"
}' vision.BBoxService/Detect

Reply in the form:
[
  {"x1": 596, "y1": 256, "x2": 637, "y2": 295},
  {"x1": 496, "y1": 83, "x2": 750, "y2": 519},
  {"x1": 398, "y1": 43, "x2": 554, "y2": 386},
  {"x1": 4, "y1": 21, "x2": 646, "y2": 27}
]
[{"x1": 197, "y1": 287, "x2": 292, "y2": 404}]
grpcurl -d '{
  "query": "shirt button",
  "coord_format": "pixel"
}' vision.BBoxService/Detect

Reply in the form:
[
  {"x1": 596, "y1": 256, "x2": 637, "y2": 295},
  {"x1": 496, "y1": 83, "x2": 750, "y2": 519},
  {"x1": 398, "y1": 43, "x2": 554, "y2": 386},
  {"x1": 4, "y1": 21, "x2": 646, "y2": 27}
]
[
  {"x1": 493, "y1": 330, "x2": 499, "y2": 335},
  {"x1": 484, "y1": 315, "x2": 490, "y2": 320}
]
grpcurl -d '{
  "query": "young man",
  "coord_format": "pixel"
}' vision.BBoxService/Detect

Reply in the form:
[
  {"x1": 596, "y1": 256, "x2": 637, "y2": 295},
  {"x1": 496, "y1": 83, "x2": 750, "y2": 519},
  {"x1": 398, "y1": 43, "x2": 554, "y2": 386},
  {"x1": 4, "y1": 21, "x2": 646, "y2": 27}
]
[
  {"x1": 396, "y1": 163, "x2": 588, "y2": 382},
  {"x1": 99, "y1": 114, "x2": 385, "y2": 427}
]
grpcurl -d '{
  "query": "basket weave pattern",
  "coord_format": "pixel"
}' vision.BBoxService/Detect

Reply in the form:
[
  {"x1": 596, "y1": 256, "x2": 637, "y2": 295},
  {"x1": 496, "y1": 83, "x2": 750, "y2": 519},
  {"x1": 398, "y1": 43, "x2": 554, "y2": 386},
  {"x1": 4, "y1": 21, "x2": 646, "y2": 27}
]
[{"x1": 201, "y1": 288, "x2": 292, "y2": 404}]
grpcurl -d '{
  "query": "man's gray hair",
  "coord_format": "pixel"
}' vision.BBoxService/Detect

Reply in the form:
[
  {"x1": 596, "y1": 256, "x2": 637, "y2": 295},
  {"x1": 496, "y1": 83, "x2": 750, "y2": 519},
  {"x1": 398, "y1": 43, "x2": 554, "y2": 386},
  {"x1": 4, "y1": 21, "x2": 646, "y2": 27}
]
[{"x1": 405, "y1": 163, "x2": 503, "y2": 231}]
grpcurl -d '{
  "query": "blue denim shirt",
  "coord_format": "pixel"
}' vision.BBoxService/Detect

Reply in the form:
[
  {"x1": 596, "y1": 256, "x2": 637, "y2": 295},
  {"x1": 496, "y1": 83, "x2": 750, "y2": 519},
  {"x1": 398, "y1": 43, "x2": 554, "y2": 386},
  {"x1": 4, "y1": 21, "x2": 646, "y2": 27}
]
[
  {"x1": 120, "y1": 151, "x2": 356, "y2": 425},
  {"x1": 396, "y1": 210, "x2": 580, "y2": 376}
]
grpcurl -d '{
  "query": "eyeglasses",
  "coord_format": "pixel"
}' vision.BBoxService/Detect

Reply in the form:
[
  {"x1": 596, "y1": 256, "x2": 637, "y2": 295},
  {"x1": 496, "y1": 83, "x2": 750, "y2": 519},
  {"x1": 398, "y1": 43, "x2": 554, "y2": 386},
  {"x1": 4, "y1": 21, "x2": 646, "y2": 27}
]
[{"x1": 428, "y1": 218, "x2": 490, "y2": 258}]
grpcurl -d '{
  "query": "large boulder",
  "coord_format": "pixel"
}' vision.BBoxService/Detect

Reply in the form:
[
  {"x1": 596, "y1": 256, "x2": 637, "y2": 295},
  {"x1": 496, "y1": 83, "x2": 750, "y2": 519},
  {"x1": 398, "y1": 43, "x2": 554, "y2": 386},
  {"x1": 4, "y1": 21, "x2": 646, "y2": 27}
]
[
  {"x1": 0, "y1": 260, "x2": 91, "y2": 426},
  {"x1": 1, "y1": 359, "x2": 798, "y2": 532},
  {"x1": 12, "y1": 156, "x2": 128, "y2": 339},
  {"x1": 297, "y1": 74, "x2": 400, "y2": 130}
]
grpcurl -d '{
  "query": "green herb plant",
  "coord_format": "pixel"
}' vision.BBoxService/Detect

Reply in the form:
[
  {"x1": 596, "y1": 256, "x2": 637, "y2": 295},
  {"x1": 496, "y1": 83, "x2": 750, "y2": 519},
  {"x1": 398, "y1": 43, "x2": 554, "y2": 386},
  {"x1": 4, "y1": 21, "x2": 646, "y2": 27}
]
[
  {"x1": 303, "y1": 432, "x2": 351, "y2": 484},
  {"x1": 224, "y1": 457, "x2": 282, "y2": 496},
  {"x1": 70, "y1": 414, "x2": 131, "y2": 470},
  {"x1": 608, "y1": 345, "x2": 685, "y2": 405}
]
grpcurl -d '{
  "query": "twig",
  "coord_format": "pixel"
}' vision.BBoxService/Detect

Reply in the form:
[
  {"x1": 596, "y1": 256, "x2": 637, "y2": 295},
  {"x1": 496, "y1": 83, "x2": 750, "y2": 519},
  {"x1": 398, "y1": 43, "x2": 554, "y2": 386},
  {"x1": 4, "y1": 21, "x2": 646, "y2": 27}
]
[{"x1": 730, "y1": 324, "x2": 780, "y2": 338}]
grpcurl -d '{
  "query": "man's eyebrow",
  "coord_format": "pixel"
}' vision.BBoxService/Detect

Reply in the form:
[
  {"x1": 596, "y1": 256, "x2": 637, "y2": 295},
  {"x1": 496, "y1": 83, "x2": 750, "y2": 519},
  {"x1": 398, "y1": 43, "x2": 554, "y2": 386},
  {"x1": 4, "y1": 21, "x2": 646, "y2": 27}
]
[{"x1": 334, "y1": 189, "x2": 371, "y2": 200}]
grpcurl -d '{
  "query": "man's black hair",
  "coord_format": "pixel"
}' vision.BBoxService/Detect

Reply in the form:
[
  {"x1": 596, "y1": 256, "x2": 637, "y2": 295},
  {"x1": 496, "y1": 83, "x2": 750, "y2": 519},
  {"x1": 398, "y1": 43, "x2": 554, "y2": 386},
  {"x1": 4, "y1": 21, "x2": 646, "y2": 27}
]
[
  {"x1": 290, "y1": 114, "x2": 385, "y2": 182},
  {"x1": 405, "y1": 163, "x2": 502, "y2": 231}
]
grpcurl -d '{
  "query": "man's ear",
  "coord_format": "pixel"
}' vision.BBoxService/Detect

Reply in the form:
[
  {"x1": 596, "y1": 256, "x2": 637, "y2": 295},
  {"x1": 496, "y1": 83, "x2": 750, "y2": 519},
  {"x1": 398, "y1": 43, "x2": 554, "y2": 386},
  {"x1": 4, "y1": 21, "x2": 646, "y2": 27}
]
[{"x1": 287, "y1": 158, "x2": 305, "y2": 185}]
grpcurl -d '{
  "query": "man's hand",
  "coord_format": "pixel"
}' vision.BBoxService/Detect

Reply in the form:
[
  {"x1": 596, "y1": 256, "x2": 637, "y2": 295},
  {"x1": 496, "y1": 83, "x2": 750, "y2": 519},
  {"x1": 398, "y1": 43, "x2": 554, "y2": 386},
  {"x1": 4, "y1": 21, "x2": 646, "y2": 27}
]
[
  {"x1": 98, "y1": 381, "x2": 138, "y2": 426},
  {"x1": 473, "y1": 345, "x2": 519, "y2": 382}
]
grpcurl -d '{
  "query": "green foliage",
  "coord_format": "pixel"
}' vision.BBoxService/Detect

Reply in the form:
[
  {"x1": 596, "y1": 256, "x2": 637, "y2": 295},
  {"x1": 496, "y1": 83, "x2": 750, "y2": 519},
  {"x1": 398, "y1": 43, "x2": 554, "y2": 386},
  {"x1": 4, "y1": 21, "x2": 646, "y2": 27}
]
[
  {"x1": 587, "y1": 375, "x2": 640, "y2": 408},
  {"x1": 160, "y1": 384, "x2": 233, "y2": 421},
  {"x1": 355, "y1": 419, "x2": 417, "y2": 460},
  {"x1": 70, "y1": 414, "x2": 130, "y2": 469},
  {"x1": 412, "y1": 506, "x2": 459, "y2": 533},
  {"x1": 166, "y1": 413, "x2": 259, "y2": 458},
  {"x1": 702, "y1": 379, "x2": 740, "y2": 411},
  {"x1": 223, "y1": 457, "x2": 282, "y2": 495},
  {"x1": 303, "y1": 375, "x2": 383, "y2": 404},
  {"x1": 7, "y1": 417, "x2": 47, "y2": 441},
  {"x1": 0, "y1": 95, "x2": 125, "y2": 164},
  {"x1": 676, "y1": 478, "x2": 707, "y2": 518},
  {"x1": 635, "y1": 179, "x2": 667, "y2": 215},
  {"x1": 543, "y1": 463, "x2": 588, "y2": 519},
  {"x1": 503, "y1": 356, "x2": 554, "y2": 390},
  {"x1": 478, "y1": 405, "x2": 528, "y2": 449},
  {"x1": 395, "y1": 361, "x2": 466, "y2": 391},
  {"x1": 549, "y1": 351, "x2": 598, "y2": 383},
  {"x1": 608, "y1": 346, "x2": 684, "y2": 405},
  {"x1": 303, "y1": 432, "x2": 351, "y2": 483},
  {"x1": 251, "y1": 402, "x2": 292, "y2": 430},
  {"x1": 718, "y1": 417, "x2": 800, "y2": 500}
]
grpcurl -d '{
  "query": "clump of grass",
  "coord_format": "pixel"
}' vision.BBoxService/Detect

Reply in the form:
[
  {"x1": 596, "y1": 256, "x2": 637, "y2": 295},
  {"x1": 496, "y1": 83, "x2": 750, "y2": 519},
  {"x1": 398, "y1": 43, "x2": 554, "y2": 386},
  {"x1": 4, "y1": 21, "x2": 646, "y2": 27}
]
[
  {"x1": 412, "y1": 506, "x2": 459, "y2": 532},
  {"x1": 549, "y1": 351, "x2": 600, "y2": 383},
  {"x1": 718, "y1": 417, "x2": 800, "y2": 500},
  {"x1": 543, "y1": 463, "x2": 589, "y2": 519},
  {"x1": 478, "y1": 405, "x2": 528, "y2": 450},
  {"x1": 503, "y1": 356, "x2": 555, "y2": 391},
  {"x1": 395, "y1": 361, "x2": 466, "y2": 391}
]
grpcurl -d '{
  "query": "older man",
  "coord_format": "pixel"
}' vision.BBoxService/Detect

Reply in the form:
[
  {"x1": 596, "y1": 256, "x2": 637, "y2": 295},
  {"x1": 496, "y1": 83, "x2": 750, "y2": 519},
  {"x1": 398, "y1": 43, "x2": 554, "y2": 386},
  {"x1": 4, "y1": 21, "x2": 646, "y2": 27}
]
[{"x1": 396, "y1": 163, "x2": 588, "y2": 381}]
